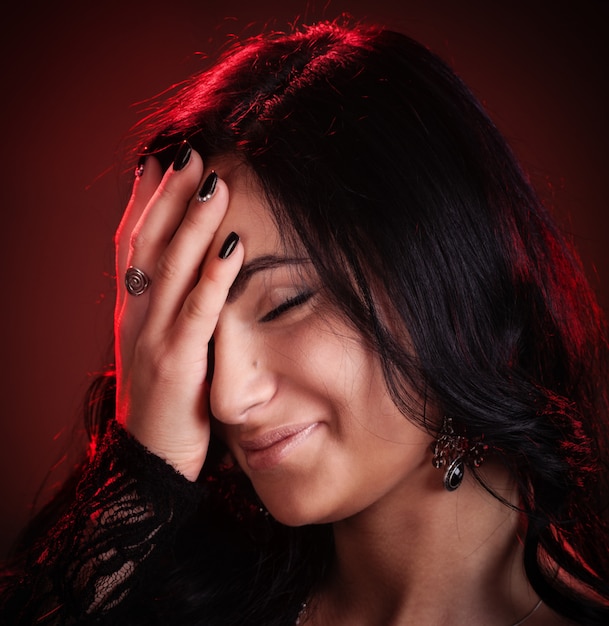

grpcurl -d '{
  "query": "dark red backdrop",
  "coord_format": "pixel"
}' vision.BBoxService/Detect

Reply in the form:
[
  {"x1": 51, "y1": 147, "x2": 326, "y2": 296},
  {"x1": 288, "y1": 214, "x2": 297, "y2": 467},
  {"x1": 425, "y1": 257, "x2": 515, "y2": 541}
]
[{"x1": 1, "y1": 0, "x2": 607, "y2": 556}]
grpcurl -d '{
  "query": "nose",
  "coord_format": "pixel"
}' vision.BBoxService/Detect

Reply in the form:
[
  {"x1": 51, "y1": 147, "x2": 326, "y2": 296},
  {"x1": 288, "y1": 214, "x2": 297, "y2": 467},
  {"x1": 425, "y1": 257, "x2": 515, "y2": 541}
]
[{"x1": 209, "y1": 318, "x2": 276, "y2": 424}]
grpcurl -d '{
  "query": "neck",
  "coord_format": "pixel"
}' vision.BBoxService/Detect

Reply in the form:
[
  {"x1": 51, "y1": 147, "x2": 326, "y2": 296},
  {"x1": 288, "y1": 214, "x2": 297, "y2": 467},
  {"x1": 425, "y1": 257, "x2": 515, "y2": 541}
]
[{"x1": 315, "y1": 462, "x2": 540, "y2": 625}]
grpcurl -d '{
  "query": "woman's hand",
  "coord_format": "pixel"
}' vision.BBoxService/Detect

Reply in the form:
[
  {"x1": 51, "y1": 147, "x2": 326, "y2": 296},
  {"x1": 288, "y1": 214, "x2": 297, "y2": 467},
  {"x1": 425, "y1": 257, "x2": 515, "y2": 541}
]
[{"x1": 114, "y1": 144, "x2": 243, "y2": 480}]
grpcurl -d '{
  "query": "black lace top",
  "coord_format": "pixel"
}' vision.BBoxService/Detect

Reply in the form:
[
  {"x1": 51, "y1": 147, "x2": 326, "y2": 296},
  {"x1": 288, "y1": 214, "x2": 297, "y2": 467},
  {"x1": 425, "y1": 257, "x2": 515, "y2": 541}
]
[{"x1": 0, "y1": 421, "x2": 206, "y2": 624}]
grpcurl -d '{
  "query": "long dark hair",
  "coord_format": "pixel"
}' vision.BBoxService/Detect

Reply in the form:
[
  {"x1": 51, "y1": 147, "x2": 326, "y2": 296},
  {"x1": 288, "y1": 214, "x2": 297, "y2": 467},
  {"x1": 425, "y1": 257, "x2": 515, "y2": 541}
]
[{"x1": 12, "y1": 19, "x2": 609, "y2": 625}]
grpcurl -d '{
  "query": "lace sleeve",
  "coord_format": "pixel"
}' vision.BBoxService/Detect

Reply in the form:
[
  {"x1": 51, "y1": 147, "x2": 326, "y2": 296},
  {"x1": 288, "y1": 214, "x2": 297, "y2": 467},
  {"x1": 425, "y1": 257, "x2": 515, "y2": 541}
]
[{"x1": 2, "y1": 420, "x2": 204, "y2": 625}]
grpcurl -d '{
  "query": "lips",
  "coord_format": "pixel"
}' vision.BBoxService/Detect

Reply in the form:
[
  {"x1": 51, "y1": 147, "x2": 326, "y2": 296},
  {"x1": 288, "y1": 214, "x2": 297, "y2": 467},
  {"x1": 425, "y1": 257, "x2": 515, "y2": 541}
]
[{"x1": 239, "y1": 423, "x2": 320, "y2": 471}]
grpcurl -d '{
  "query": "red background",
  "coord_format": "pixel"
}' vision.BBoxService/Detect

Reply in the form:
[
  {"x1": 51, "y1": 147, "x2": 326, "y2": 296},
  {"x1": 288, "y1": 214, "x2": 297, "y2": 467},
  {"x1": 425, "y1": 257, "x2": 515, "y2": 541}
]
[{"x1": 1, "y1": 0, "x2": 607, "y2": 556}]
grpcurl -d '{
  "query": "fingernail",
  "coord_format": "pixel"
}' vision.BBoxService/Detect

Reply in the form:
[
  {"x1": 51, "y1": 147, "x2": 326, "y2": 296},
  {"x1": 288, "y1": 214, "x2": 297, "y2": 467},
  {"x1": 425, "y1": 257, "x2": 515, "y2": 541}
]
[
  {"x1": 135, "y1": 154, "x2": 147, "y2": 178},
  {"x1": 172, "y1": 141, "x2": 192, "y2": 171},
  {"x1": 197, "y1": 171, "x2": 218, "y2": 202},
  {"x1": 218, "y1": 232, "x2": 239, "y2": 259}
]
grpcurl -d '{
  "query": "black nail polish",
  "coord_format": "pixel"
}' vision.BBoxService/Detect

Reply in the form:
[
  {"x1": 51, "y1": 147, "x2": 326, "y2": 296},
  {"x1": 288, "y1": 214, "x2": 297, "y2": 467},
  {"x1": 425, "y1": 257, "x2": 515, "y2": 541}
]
[
  {"x1": 198, "y1": 171, "x2": 218, "y2": 202},
  {"x1": 135, "y1": 154, "x2": 147, "y2": 178},
  {"x1": 218, "y1": 232, "x2": 239, "y2": 259},
  {"x1": 172, "y1": 141, "x2": 192, "y2": 171}
]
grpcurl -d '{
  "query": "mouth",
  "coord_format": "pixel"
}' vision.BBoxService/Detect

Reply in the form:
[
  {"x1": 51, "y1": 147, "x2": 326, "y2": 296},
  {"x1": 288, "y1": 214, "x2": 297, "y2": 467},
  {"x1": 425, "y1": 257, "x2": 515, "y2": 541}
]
[{"x1": 239, "y1": 423, "x2": 320, "y2": 471}]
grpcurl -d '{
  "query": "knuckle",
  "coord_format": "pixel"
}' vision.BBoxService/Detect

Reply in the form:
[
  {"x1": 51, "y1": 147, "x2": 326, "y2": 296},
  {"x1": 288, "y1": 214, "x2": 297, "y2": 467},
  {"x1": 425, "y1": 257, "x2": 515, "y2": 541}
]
[
  {"x1": 148, "y1": 347, "x2": 188, "y2": 385},
  {"x1": 129, "y1": 229, "x2": 149, "y2": 253},
  {"x1": 204, "y1": 262, "x2": 233, "y2": 293},
  {"x1": 156, "y1": 179, "x2": 179, "y2": 203},
  {"x1": 181, "y1": 207, "x2": 205, "y2": 231},
  {"x1": 155, "y1": 252, "x2": 180, "y2": 282},
  {"x1": 182, "y1": 295, "x2": 212, "y2": 322},
  {"x1": 134, "y1": 338, "x2": 173, "y2": 380},
  {"x1": 149, "y1": 351, "x2": 174, "y2": 380},
  {"x1": 132, "y1": 339, "x2": 155, "y2": 375}
]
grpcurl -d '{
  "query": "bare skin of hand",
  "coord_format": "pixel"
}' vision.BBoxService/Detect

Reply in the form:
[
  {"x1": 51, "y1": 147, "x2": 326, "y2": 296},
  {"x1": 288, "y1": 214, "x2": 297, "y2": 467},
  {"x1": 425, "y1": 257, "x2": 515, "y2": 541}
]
[{"x1": 114, "y1": 146, "x2": 244, "y2": 481}]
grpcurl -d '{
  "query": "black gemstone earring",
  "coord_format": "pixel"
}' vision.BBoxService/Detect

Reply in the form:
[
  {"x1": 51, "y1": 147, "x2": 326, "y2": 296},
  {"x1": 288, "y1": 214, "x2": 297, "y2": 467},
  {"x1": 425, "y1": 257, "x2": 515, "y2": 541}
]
[{"x1": 431, "y1": 416, "x2": 488, "y2": 492}]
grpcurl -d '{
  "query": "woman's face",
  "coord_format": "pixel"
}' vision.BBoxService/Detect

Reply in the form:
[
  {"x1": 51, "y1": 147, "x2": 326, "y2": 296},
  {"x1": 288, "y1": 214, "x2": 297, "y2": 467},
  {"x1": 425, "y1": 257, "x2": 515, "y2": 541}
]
[{"x1": 209, "y1": 161, "x2": 433, "y2": 526}]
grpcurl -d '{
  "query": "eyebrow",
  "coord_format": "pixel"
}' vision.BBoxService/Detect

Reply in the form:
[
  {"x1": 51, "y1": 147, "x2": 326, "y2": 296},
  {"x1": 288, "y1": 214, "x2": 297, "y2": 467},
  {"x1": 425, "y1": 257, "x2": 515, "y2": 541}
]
[{"x1": 226, "y1": 255, "x2": 311, "y2": 302}]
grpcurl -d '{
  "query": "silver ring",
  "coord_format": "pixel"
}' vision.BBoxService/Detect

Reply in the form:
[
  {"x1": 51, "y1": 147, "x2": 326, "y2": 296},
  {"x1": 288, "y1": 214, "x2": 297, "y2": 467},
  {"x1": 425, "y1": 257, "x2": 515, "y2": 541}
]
[{"x1": 125, "y1": 266, "x2": 151, "y2": 296}]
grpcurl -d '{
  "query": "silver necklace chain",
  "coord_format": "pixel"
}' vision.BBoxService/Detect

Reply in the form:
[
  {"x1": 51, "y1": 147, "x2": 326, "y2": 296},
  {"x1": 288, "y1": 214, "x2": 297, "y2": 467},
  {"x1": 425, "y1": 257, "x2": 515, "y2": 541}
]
[
  {"x1": 296, "y1": 598, "x2": 543, "y2": 625},
  {"x1": 511, "y1": 599, "x2": 543, "y2": 626}
]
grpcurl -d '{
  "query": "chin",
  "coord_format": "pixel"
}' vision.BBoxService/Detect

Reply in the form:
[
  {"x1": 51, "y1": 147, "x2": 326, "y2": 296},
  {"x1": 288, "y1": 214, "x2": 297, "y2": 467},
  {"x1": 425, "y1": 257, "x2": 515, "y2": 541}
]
[
  {"x1": 265, "y1": 502, "x2": 323, "y2": 527},
  {"x1": 263, "y1": 494, "x2": 349, "y2": 527}
]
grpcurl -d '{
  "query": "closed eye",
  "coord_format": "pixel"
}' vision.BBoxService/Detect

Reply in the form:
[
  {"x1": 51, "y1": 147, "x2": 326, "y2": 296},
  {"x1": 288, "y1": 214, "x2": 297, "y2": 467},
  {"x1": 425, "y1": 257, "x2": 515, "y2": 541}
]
[{"x1": 259, "y1": 291, "x2": 315, "y2": 323}]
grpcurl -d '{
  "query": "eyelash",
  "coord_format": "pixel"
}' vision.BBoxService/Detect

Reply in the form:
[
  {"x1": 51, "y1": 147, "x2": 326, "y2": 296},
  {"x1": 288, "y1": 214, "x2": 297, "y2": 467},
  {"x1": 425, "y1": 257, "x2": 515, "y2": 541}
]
[{"x1": 260, "y1": 291, "x2": 314, "y2": 323}]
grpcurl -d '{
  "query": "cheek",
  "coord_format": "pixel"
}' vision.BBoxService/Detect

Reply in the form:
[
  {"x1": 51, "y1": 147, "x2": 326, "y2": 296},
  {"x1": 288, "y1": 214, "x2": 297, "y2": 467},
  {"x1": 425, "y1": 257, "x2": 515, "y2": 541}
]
[{"x1": 286, "y1": 318, "x2": 366, "y2": 382}]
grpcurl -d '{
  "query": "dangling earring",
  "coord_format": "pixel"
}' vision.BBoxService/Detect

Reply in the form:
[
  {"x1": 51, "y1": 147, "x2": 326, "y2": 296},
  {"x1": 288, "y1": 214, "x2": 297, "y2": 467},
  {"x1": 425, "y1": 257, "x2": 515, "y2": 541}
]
[{"x1": 431, "y1": 416, "x2": 488, "y2": 491}]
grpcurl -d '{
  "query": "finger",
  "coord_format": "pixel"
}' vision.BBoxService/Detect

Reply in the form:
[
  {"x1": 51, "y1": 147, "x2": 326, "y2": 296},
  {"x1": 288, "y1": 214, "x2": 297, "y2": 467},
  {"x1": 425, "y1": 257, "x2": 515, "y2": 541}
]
[
  {"x1": 146, "y1": 173, "x2": 230, "y2": 332},
  {"x1": 115, "y1": 155, "x2": 163, "y2": 311},
  {"x1": 167, "y1": 233, "x2": 244, "y2": 373}
]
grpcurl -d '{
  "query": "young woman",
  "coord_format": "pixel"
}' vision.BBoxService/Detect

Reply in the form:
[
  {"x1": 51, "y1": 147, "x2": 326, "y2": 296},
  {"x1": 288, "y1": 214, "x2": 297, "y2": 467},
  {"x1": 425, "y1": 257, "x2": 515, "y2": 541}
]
[{"x1": 1, "y1": 20, "x2": 608, "y2": 625}]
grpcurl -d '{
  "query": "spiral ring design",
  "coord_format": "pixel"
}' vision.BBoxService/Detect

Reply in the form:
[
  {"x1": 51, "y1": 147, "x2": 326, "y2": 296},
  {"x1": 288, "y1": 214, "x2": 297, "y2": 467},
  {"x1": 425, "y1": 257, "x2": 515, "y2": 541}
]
[{"x1": 125, "y1": 266, "x2": 151, "y2": 296}]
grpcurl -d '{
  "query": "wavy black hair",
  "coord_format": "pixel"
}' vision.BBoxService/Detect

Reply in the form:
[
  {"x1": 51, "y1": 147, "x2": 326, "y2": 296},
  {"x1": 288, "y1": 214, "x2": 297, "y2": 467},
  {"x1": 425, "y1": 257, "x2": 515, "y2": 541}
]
[{"x1": 10, "y1": 19, "x2": 609, "y2": 625}]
